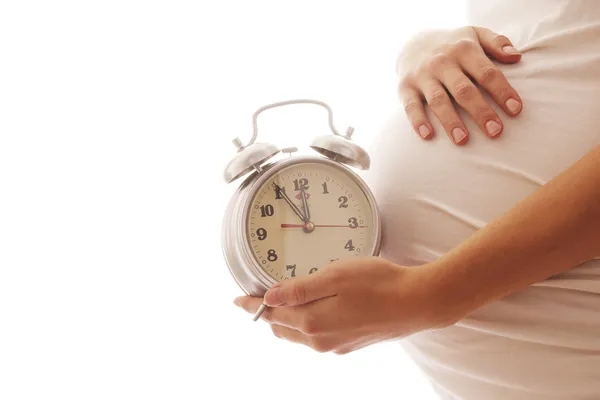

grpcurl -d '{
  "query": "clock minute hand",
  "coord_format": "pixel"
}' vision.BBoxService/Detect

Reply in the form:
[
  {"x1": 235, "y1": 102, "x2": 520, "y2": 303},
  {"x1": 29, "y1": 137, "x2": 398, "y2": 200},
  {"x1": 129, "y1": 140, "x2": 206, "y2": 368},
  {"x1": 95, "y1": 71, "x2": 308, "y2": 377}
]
[{"x1": 272, "y1": 183, "x2": 306, "y2": 223}]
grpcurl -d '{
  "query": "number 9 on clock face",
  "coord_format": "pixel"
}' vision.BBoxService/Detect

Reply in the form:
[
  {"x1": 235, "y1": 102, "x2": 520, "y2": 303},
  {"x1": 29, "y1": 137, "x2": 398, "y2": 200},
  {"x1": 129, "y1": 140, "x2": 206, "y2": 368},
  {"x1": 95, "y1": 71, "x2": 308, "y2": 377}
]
[{"x1": 247, "y1": 158, "x2": 379, "y2": 281}]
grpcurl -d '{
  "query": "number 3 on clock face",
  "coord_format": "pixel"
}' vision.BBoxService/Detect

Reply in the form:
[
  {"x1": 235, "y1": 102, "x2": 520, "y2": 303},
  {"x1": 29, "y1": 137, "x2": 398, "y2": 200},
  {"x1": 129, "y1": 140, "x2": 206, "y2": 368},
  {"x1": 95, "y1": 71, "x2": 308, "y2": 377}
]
[{"x1": 246, "y1": 159, "x2": 378, "y2": 282}]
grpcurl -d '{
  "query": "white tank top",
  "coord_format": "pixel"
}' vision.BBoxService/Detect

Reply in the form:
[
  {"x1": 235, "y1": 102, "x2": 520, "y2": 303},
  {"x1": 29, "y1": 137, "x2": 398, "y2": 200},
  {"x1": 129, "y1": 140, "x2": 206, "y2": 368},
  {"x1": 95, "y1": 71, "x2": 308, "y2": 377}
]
[{"x1": 363, "y1": 1, "x2": 600, "y2": 398}]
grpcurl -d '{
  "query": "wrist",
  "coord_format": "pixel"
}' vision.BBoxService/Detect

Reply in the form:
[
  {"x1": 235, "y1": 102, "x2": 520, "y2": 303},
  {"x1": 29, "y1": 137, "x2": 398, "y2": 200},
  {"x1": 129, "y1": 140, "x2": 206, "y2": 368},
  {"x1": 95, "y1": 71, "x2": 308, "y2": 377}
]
[
  {"x1": 427, "y1": 254, "x2": 496, "y2": 325},
  {"x1": 421, "y1": 259, "x2": 479, "y2": 327},
  {"x1": 391, "y1": 261, "x2": 468, "y2": 333}
]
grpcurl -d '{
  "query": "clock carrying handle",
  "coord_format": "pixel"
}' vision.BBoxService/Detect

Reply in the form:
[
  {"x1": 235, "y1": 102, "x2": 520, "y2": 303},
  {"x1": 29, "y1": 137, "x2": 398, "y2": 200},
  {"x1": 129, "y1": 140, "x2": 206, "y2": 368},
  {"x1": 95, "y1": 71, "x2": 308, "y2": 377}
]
[{"x1": 232, "y1": 99, "x2": 354, "y2": 150}]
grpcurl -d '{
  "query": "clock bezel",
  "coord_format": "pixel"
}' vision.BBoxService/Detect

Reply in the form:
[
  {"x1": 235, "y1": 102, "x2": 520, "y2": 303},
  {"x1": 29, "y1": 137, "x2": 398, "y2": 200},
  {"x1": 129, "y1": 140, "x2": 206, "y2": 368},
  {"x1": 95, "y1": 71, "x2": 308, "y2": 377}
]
[{"x1": 222, "y1": 154, "x2": 382, "y2": 297}]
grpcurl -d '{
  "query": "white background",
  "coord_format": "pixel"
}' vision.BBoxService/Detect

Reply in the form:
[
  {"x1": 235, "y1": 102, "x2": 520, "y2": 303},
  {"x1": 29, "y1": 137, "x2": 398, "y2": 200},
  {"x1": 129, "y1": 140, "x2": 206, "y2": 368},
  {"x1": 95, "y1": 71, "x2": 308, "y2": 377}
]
[{"x1": 0, "y1": 1, "x2": 465, "y2": 399}]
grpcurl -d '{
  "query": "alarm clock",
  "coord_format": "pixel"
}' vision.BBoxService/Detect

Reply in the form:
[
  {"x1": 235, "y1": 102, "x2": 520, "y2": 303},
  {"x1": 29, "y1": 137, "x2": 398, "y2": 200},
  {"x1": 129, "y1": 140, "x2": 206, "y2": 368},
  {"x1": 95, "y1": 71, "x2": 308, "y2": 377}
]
[{"x1": 222, "y1": 99, "x2": 382, "y2": 319}]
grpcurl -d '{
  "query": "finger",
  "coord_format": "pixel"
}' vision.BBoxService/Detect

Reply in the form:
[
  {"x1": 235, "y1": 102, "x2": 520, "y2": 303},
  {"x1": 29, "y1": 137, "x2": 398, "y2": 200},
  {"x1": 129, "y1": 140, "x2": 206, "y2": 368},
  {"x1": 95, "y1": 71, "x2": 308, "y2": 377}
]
[
  {"x1": 234, "y1": 295, "x2": 264, "y2": 313},
  {"x1": 264, "y1": 270, "x2": 337, "y2": 307},
  {"x1": 457, "y1": 50, "x2": 523, "y2": 117},
  {"x1": 422, "y1": 79, "x2": 470, "y2": 145},
  {"x1": 399, "y1": 81, "x2": 434, "y2": 139},
  {"x1": 233, "y1": 293, "x2": 327, "y2": 330},
  {"x1": 233, "y1": 294, "x2": 314, "y2": 330},
  {"x1": 259, "y1": 302, "x2": 306, "y2": 328},
  {"x1": 437, "y1": 66, "x2": 504, "y2": 138},
  {"x1": 472, "y1": 26, "x2": 521, "y2": 63}
]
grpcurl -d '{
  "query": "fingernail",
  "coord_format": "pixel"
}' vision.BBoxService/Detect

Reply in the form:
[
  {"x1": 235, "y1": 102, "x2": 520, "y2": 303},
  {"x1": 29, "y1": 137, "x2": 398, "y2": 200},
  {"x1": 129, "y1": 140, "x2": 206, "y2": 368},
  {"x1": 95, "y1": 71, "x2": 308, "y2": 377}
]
[
  {"x1": 485, "y1": 120, "x2": 502, "y2": 137},
  {"x1": 233, "y1": 298, "x2": 242, "y2": 307},
  {"x1": 451, "y1": 127, "x2": 467, "y2": 143},
  {"x1": 265, "y1": 288, "x2": 285, "y2": 307},
  {"x1": 502, "y1": 45, "x2": 520, "y2": 55},
  {"x1": 505, "y1": 98, "x2": 522, "y2": 114},
  {"x1": 418, "y1": 125, "x2": 430, "y2": 138}
]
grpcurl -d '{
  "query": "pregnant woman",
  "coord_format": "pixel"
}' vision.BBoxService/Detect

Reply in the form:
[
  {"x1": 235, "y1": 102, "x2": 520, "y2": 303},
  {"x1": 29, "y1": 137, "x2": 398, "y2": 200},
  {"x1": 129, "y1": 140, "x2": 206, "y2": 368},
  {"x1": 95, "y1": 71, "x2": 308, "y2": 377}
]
[{"x1": 235, "y1": 1, "x2": 600, "y2": 398}]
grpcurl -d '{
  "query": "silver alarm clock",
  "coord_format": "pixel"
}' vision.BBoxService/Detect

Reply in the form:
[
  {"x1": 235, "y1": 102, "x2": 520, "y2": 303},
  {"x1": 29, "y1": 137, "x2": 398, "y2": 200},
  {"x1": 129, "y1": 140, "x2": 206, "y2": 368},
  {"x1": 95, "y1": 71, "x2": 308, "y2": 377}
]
[{"x1": 222, "y1": 99, "x2": 382, "y2": 319}]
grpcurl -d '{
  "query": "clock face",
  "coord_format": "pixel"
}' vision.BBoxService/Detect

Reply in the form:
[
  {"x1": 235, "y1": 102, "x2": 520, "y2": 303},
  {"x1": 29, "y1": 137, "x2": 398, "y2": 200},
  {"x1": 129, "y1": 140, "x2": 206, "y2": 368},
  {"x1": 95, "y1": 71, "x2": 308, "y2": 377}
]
[{"x1": 246, "y1": 160, "x2": 376, "y2": 281}]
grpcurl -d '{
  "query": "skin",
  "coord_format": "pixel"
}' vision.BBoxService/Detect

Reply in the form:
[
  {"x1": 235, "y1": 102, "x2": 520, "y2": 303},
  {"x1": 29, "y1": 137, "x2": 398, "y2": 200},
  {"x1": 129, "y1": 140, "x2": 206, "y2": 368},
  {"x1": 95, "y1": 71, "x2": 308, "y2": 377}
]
[
  {"x1": 397, "y1": 26, "x2": 524, "y2": 145},
  {"x1": 235, "y1": 145, "x2": 600, "y2": 355}
]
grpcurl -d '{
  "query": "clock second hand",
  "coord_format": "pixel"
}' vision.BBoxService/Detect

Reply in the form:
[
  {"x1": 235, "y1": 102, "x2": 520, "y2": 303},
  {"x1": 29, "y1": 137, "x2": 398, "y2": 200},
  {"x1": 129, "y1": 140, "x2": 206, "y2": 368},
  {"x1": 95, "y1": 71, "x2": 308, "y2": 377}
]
[{"x1": 280, "y1": 223, "x2": 369, "y2": 228}]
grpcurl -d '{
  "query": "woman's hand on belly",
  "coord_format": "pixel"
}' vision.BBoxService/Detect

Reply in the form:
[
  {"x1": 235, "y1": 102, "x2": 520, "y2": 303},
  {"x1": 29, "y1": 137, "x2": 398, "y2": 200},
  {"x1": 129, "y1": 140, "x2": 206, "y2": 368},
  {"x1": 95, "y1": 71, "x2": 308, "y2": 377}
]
[
  {"x1": 398, "y1": 26, "x2": 524, "y2": 145},
  {"x1": 233, "y1": 257, "x2": 453, "y2": 355}
]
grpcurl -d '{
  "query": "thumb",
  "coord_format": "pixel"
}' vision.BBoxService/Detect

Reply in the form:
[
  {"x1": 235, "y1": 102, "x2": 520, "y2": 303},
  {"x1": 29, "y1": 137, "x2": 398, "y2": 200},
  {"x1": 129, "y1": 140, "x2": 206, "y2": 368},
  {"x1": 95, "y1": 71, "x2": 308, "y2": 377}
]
[
  {"x1": 264, "y1": 271, "x2": 337, "y2": 307},
  {"x1": 472, "y1": 26, "x2": 521, "y2": 63}
]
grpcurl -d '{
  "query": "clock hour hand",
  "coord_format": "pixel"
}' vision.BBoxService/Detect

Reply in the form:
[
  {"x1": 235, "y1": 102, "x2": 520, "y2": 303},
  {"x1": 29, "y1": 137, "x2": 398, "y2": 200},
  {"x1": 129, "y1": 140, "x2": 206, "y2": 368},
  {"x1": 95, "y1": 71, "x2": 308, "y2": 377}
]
[
  {"x1": 300, "y1": 187, "x2": 310, "y2": 222},
  {"x1": 272, "y1": 183, "x2": 306, "y2": 223}
]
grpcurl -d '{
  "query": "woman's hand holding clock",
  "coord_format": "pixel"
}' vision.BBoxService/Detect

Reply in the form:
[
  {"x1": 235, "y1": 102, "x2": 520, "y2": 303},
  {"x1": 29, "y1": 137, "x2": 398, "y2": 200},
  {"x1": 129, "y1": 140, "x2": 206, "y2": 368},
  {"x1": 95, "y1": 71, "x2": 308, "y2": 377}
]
[{"x1": 234, "y1": 257, "x2": 457, "y2": 355}]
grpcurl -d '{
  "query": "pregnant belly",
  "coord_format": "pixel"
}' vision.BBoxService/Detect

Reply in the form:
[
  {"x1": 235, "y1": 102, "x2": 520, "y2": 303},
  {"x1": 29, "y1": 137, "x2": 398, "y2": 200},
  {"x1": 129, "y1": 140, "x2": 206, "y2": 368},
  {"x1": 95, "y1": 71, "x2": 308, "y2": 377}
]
[
  {"x1": 358, "y1": 24, "x2": 600, "y2": 399},
  {"x1": 363, "y1": 79, "x2": 600, "y2": 398},
  {"x1": 360, "y1": 106, "x2": 542, "y2": 266},
  {"x1": 360, "y1": 82, "x2": 600, "y2": 399},
  {"x1": 361, "y1": 78, "x2": 600, "y2": 267}
]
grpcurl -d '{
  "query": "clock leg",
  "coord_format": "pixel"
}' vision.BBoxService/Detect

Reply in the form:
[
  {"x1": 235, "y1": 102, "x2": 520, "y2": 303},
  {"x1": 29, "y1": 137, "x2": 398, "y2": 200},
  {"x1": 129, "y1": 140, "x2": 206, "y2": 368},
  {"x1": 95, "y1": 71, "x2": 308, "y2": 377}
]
[{"x1": 252, "y1": 303, "x2": 268, "y2": 322}]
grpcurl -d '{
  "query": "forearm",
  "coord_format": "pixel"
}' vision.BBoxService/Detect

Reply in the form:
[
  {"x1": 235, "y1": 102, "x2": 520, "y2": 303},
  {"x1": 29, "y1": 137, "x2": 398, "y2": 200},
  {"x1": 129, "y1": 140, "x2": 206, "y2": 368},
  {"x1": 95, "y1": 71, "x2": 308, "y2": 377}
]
[{"x1": 430, "y1": 145, "x2": 600, "y2": 321}]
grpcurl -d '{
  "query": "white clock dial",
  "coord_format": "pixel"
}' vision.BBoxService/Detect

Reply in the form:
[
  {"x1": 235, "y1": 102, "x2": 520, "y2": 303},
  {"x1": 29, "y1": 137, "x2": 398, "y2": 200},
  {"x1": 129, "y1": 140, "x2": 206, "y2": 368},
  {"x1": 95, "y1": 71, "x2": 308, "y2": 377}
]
[{"x1": 246, "y1": 161, "x2": 376, "y2": 281}]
